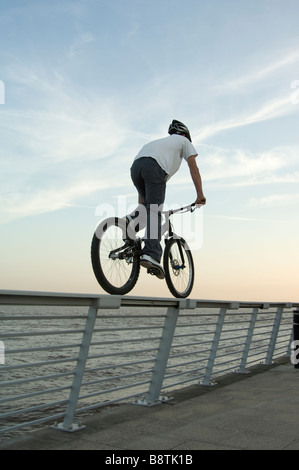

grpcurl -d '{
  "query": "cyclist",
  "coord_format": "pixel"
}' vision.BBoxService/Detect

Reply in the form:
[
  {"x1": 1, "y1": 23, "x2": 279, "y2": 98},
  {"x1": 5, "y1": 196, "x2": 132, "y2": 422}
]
[{"x1": 125, "y1": 120, "x2": 206, "y2": 279}]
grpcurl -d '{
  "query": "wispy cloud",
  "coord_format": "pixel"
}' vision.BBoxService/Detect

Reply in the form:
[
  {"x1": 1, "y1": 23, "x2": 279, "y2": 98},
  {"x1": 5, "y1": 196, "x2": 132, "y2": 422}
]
[
  {"x1": 226, "y1": 172, "x2": 299, "y2": 187},
  {"x1": 206, "y1": 214, "x2": 282, "y2": 223},
  {"x1": 68, "y1": 33, "x2": 96, "y2": 58},
  {"x1": 125, "y1": 22, "x2": 140, "y2": 37},
  {"x1": 3, "y1": 56, "x2": 139, "y2": 160},
  {"x1": 196, "y1": 144, "x2": 297, "y2": 184},
  {"x1": 248, "y1": 193, "x2": 299, "y2": 209},
  {"x1": 213, "y1": 49, "x2": 299, "y2": 94},
  {"x1": 195, "y1": 95, "x2": 295, "y2": 142},
  {"x1": 0, "y1": 176, "x2": 129, "y2": 223},
  {"x1": 0, "y1": 60, "x2": 137, "y2": 223},
  {"x1": 194, "y1": 48, "x2": 299, "y2": 142}
]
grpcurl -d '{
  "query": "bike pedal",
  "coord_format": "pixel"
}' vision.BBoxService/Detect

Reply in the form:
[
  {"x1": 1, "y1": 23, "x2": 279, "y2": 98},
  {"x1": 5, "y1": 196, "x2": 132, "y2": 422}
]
[{"x1": 147, "y1": 268, "x2": 159, "y2": 276}]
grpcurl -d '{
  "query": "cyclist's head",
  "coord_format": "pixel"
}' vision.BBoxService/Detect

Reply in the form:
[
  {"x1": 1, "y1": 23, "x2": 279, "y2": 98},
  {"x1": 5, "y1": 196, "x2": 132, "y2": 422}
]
[{"x1": 168, "y1": 120, "x2": 192, "y2": 142}]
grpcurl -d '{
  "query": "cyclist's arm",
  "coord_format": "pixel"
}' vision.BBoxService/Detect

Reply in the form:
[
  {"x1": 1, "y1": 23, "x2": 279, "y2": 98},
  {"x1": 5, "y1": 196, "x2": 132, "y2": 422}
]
[{"x1": 187, "y1": 155, "x2": 206, "y2": 205}]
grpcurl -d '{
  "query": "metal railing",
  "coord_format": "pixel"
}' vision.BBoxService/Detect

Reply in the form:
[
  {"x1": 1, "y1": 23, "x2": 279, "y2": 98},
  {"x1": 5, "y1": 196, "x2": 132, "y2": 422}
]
[{"x1": 0, "y1": 289, "x2": 297, "y2": 436}]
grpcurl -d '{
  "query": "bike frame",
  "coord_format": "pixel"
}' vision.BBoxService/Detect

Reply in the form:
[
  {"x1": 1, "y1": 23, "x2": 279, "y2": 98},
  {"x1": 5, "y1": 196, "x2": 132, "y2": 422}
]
[
  {"x1": 109, "y1": 203, "x2": 201, "y2": 262},
  {"x1": 161, "y1": 202, "x2": 198, "y2": 239}
]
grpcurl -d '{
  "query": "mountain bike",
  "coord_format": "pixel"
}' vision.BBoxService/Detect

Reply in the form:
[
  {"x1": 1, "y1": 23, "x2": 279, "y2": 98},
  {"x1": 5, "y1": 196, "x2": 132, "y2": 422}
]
[{"x1": 91, "y1": 203, "x2": 201, "y2": 298}]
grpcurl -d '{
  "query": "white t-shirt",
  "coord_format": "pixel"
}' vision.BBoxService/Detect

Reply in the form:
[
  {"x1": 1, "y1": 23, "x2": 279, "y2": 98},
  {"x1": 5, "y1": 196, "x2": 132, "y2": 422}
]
[{"x1": 134, "y1": 134, "x2": 198, "y2": 181}]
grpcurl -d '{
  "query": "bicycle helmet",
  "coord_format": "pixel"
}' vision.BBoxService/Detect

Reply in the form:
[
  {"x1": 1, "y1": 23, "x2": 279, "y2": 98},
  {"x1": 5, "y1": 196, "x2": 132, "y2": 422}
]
[{"x1": 168, "y1": 119, "x2": 192, "y2": 142}]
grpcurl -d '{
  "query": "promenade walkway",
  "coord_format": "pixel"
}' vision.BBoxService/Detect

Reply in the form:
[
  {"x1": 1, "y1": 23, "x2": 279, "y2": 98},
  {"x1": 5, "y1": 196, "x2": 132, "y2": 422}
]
[{"x1": 1, "y1": 360, "x2": 298, "y2": 451}]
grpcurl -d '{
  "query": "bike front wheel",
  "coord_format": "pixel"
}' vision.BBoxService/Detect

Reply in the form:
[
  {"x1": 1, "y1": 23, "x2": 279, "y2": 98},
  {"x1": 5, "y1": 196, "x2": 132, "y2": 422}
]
[
  {"x1": 163, "y1": 237, "x2": 194, "y2": 298},
  {"x1": 91, "y1": 217, "x2": 140, "y2": 295}
]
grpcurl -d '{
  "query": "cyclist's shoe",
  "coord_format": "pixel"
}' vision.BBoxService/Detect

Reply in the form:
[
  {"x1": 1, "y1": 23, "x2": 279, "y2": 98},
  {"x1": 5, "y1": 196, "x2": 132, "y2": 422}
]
[{"x1": 140, "y1": 255, "x2": 165, "y2": 280}]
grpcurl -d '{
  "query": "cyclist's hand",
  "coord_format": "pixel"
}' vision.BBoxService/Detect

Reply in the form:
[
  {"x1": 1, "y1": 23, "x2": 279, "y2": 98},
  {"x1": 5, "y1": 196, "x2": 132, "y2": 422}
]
[{"x1": 195, "y1": 195, "x2": 206, "y2": 205}]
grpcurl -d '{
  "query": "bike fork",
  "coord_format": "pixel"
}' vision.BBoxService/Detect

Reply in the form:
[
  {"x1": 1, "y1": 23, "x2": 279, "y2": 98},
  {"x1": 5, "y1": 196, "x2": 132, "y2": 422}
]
[{"x1": 166, "y1": 238, "x2": 186, "y2": 270}]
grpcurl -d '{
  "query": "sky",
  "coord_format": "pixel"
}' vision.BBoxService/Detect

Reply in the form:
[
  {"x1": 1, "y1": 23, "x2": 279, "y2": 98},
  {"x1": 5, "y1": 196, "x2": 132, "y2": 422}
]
[{"x1": 0, "y1": 0, "x2": 299, "y2": 303}]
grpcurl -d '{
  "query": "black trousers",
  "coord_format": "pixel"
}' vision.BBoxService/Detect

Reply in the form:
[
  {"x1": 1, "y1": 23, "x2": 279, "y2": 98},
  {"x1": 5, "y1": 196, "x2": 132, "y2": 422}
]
[{"x1": 129, "y1": 157, "x2": 167, "y2": 262}]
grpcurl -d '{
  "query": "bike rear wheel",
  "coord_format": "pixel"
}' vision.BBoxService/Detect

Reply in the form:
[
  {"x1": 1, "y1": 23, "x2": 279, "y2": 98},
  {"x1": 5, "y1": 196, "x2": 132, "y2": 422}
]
[
  {"x1": 163, "y1": 237, "x2": 194, "y2": 298},
  {"x1": 91, "y1": 217, "x2": 140, "y2": 295}
]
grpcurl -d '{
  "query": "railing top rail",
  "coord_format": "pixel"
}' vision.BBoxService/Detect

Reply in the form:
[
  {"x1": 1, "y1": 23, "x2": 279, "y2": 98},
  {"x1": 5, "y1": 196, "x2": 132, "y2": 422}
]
[{"x1": 0, "y1": 289, "x2": 297, "y2": 310}]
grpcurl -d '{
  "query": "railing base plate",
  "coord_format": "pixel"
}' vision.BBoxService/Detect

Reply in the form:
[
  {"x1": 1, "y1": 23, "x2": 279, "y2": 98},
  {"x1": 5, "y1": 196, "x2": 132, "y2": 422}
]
[
  {"x1": 200, "y1": 380, "x2": 217, "y2": 387},
  {"x1": 135, "y1": 395, "x2": 173, "y2": 407},
  {"x1": 50, "y1": 422, "x2": 86, "y2": 433},
  {"x1": 235, "y1": 368, "x2": 251, "y2": 375}
]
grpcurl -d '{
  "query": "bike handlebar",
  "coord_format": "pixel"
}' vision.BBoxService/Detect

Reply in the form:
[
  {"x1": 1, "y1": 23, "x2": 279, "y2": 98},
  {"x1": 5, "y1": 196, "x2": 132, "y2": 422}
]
[{"x1": 166, "y1": 203, "x2": 203, "y2": 216}]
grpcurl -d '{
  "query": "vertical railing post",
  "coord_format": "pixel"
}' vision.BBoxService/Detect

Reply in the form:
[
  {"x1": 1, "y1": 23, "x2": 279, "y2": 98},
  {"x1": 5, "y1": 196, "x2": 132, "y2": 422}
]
[
  {"x1": 137, "y1": 305, "x2": 180, "y2": 406},
  {"x1": 236, "y1": 307, "x2": 259, "y2": 374},
  {"x1": 51, "y1": 296, "x2": 121, "y2": 432},
  {"x1": 201, "y1": 306, "x2": 227, "y2": 385},
  {"x1": 51, "y1": 300, "x2": 98, "y2": 431},
  {"x1": 265, "y1": 306, "x2": 283, "y2": 365}
]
